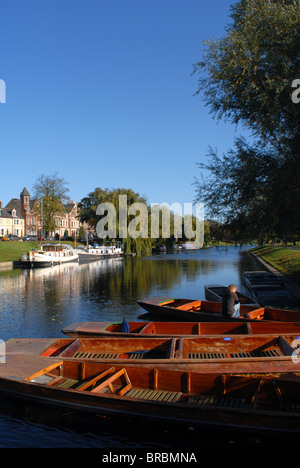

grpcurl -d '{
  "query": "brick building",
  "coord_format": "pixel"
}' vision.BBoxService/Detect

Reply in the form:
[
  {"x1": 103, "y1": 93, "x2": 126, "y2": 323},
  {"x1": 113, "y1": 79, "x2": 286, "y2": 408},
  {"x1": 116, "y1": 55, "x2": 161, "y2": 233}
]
[{"x1": 4, "y1": 187, "x2": 82, "y2": 238}]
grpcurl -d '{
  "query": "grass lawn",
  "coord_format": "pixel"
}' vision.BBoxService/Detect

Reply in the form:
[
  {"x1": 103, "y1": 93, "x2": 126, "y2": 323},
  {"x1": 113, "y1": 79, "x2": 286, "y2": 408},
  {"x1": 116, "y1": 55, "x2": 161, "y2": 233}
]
[
  {"x1": 0, "y1": 240, "x2": 82, "y2": 263},
  {"x1": 0, "y1": 241, "x2": 39, "y2": 262},
  {"x1": 252, "y1": 245, "x2": 300, "y2": 285}
]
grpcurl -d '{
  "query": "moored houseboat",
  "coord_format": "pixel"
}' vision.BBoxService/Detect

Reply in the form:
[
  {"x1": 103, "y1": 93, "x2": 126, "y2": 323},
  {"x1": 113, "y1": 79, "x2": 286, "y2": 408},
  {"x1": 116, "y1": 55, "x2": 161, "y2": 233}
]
[
  {"x1": 76, "y1": 242, "x2": 123, "y2": 262},
  {"x1": 19, "y1": 243, "x2": 79, "y2": 268}
]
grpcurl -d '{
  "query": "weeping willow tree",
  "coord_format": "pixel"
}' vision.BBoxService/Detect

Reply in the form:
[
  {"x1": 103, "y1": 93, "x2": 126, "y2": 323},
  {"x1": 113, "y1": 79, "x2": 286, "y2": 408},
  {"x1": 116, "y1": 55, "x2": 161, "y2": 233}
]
[
  {"x1": 78, "y1": 188, "x2": 201, "y2": 253},
  {"x1": 78, "y1": 187, "x2": 152, "y2": 253}
]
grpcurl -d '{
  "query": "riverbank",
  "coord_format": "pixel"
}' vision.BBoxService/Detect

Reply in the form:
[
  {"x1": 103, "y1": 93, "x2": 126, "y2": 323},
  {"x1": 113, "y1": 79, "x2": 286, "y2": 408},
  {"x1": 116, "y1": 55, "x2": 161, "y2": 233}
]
[
  {"x1": 0, "y1": 240, "x2": 81, "y2": 268},
  {"x1": 251, "y1": 245, "x2": 300, "y2": 300},
  {"x1": 0, "y1": 241, "x2": 38, "y2": 264},
  {"x1": 251, "y1": 246, "x2": 300, "y2": 283}
]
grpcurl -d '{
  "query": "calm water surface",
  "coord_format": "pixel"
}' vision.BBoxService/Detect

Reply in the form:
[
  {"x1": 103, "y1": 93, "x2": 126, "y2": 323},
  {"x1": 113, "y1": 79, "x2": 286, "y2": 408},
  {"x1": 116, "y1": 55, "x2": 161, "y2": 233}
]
[{"x1": 0, "y1": 246, "x2": 293, "y2": 448}]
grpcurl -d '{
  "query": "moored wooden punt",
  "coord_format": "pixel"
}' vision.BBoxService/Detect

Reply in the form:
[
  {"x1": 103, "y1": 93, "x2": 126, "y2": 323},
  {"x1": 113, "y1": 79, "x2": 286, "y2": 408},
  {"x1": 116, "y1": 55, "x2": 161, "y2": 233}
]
[
  {"x1": 137, "y1": 297, "x2": 300, "y2": 322},
  {"x1": 204, "y1": 285, "x2": 258, "y2": 306},
  {"x1": 62, "y1": 320, "x2": 300, "y2": 339},
  {"x1": 244, "y1": 271, "x2": 284, "y2": 289},
  {"x1": 250, "y1": 284, "x2": 300, "y2": 309},
  {"x1": 244, "y1": 272, "x2": 300, "y2": 309},
  {"x1": 1, "y1": 356, "x2": 300, "y2": 434},
  {"x1": 6, "y1": 334, "x2": 300, "y2": 374}
]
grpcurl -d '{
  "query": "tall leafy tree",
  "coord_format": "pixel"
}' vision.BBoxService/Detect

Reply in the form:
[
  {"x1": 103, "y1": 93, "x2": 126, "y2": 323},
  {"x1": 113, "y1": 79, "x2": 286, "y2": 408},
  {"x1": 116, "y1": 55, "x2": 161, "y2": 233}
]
[
  {"x1": 78, "y1": 188, "x2": 200, "y2": 252},
  {"x1": 78, "y1": 187, "x2": 152, "y2": 253},
  {"x1": 33, "y1": 172, "x2": 70, "y2": 236},
  {"x1": 193, "y1": 0, "x2": 300, "y2": 241}
]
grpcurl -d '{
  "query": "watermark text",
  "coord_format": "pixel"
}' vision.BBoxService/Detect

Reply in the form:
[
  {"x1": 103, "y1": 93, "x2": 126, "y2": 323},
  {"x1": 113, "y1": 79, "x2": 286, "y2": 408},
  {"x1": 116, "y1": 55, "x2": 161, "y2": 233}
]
[
  {"x1": 96, "y1": 195, "x2": 204, "y2": 247},
  {"x1": 0, "y1": 79, "x2": 6, "y2": 103},
  {"x1": 292, "y1": 79, "x2": 300, "y2": 104}
]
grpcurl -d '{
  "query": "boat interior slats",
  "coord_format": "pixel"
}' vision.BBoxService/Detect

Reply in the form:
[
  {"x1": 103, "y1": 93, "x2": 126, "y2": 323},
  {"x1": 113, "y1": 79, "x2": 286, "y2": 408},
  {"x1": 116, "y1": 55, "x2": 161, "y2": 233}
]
[
  {"x1": 39, "y1": 334, "x2": 300, "y2": 362},
  {"x1": 188, "y1": 352, "x2": 227, "y2": 360},
  {"x1": 125, "y1": 388, "x2": 183, "y2": 403},
  {"x1": 186, "y1": 393, "x2": 300, "y2": 413},
  {"x1": 188, "y1": 394, "x2": 249, "y2": 409},
  {"x1": 52, "y1": 378, "x2": 79, "y2": 389},
  {"x1": 127, "y1": 351, "x2": 166, "y2": 359},
  {"x1": 72, "y1": 350, "x2": 167, "y2": 360},
  {"x1": 37, "y1": 373, "x2": 300, "y2": 414},
  {"x1": 187, "y1": 349, "x2": 282, "y2": 359},
  {"x1": 26, "y1": 361, "x2": 300, "y2": 416},
  {"x1": 73, "y1": 351, "x2": 121, "y2": 359}
]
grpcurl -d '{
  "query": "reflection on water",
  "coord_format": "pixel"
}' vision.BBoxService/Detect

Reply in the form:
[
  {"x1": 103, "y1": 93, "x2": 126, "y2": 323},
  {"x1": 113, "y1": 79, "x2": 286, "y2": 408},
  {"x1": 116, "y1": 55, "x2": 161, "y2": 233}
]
[
  {"x1": 0, "y1": 246, "x2": 260, "y2": 341},
  {"x1": 0, "y1": 246, "x2": 269, "y2": 447}
]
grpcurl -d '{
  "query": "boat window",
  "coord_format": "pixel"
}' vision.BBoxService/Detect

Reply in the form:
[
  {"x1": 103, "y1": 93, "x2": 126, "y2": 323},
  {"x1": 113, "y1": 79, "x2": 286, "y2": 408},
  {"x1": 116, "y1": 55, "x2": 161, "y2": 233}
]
[{"x1": 43, "y1": 244, "x2": 63, "y2": 252}]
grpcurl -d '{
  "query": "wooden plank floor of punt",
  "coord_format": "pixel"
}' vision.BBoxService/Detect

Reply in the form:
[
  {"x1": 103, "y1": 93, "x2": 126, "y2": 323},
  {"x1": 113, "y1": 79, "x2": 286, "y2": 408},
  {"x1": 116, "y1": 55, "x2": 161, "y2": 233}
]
[
  {"x1": 0, "y1": 354, "x2": 62, "y2": 380},
  {"x1": 6, "y1": 339, "x2": 57, "y2": 356}
]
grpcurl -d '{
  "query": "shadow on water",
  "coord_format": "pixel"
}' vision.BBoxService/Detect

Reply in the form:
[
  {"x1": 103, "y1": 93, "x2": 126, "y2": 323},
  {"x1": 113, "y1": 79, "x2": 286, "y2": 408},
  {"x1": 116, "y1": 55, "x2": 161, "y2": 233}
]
[{"x1": 0, "y1": 394, "x2": 298, "y2": 448}]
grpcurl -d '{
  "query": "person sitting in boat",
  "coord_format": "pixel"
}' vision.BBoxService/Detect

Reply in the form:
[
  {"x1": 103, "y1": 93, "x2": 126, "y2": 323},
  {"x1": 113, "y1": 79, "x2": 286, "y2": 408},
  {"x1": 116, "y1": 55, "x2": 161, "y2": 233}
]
[{"x1": 222, "y1": 284, "x2": 240, "y2": 318}]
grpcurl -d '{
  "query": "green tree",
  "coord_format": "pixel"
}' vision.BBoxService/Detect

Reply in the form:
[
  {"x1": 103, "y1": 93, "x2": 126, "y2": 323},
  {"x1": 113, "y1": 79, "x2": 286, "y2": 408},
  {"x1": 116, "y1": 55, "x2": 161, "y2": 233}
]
[
  {"x1": 33, "y1": 173, "x2": 70, "y2": 237},
  {"x1": 78, "y1": 188, "x2": 199, "y2": 253},
  {"x1": 193, "y1": 0, "x2": 300, "y2": 241},
  {"x1": 78, "y1": 187, "x2": 152, "y2": 253}
]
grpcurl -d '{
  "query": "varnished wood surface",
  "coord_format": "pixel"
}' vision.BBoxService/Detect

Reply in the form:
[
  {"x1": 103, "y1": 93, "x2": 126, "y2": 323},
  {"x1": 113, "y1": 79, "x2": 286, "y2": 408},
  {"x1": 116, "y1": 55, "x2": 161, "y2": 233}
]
[
  {"x1": 137, "y1": 297, "x2": 300, "y2": 322},
  {"x1": 62, "y1": 320, "x2": 300, "y2": 338}
]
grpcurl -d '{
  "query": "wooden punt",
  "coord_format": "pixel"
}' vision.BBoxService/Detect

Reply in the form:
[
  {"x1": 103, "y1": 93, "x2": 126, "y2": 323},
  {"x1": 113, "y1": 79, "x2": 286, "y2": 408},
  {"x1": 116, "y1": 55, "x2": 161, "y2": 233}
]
[
  {"x1": 204, "y1": 285, "x2": 258, "y2": 306},
  {"x1": 1, "y1": 356, "x2": 300, "y2": 434},
  {"x1": 244, "y1": 272, "x2": 300, "y2": 309},
  {"x1": 137, "y1": 297, "x2": 300, "y2": 322},
  {"x1": 62, "y1": 320, "x2": 300, "y2": 339},
  {"x1": 244, "y1": 271, "x2": 283, "y2": 289},
  {"x1": 250, "y1": 284, "x2": 300, "y2": 309},
  {"x1": 6, "y1": 334, "x2": 300, "y2": 374}
]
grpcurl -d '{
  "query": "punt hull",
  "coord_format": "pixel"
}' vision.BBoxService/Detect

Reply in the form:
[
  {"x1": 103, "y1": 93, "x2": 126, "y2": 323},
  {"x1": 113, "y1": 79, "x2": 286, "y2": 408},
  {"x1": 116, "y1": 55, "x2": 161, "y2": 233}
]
[
  {"x1": 1, "y1": 358, "x2": 300, "y2": 434},
  {"x1": 244, "y1": 271, "x2": 283, "y2": 289},
  {"x1": 137, "y1": 297, "x2": 300, "y2": 323},
  {"x1": 62, "y1": 320, "x2": 300, "y2": 339}
]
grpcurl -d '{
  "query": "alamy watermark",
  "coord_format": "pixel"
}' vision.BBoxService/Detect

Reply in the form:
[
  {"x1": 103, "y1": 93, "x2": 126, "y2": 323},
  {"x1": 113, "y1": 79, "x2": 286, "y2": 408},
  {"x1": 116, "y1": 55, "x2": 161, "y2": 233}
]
[
  {"x1": 0, "y1": 79, "x2": 6, "y2": 103},
  {"x1": 291, "y1": 338, "x2": 300, "y2": 364},
  {"x1": 291, "y1": 79, "x2": 300, "y2": 104},
  {"x1": 0, "y1": 340, "x2": 5, "y2": 363},
  {"x1": 95, "y1": 195, "x2": 204, "y2": 248}
]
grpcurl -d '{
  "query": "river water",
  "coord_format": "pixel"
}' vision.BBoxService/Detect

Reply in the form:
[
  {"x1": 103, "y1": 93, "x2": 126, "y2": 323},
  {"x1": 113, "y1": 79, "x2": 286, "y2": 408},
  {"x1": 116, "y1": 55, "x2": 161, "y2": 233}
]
[{"x1": 0, "y1": 246, "x2": 294, "y2": 448}]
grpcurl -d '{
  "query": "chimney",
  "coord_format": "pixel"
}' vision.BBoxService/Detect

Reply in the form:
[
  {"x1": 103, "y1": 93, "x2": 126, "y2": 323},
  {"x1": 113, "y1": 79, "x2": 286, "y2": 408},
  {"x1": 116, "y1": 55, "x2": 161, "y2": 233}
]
[{"x1": 0, "y1": 200, "x2": 2, "y2": 209}]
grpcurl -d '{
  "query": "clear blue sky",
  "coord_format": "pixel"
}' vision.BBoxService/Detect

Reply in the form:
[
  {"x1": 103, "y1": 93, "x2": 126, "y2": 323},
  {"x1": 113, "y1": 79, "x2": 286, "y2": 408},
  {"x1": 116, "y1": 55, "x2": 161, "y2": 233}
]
[{"x1": 1, "y1": 0, "x2": 241, "y2": 214}]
